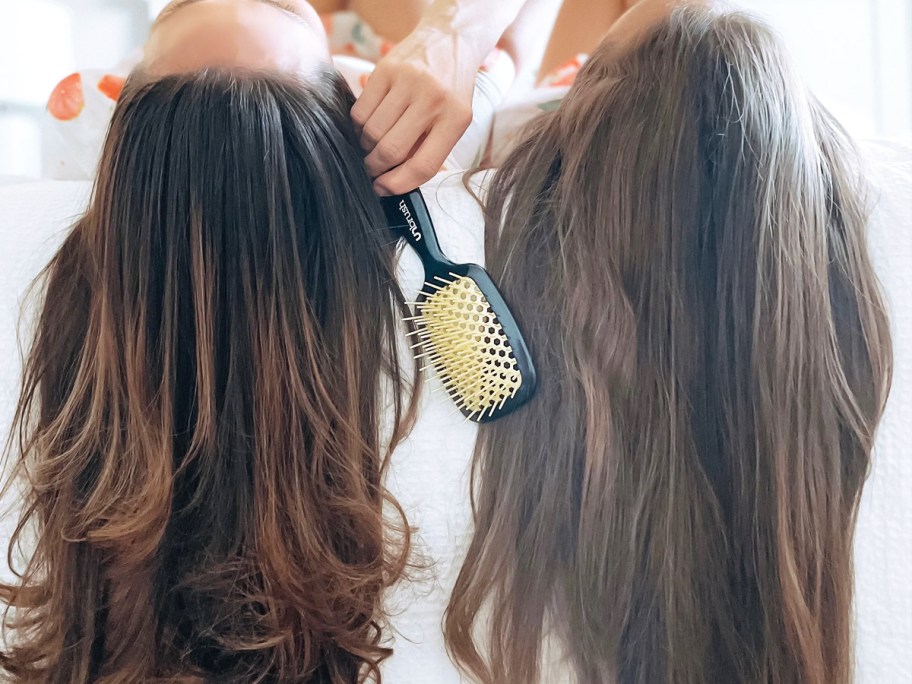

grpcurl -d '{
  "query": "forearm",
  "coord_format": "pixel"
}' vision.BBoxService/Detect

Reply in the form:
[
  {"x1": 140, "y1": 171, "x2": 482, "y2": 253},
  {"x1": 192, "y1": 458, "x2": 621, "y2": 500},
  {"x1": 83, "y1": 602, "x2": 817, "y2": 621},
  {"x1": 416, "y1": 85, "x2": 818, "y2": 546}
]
[
  {"x1": 417, "y1": 0, "x2": 531, "y2": 64},
  {"x1": 498, "y1": 0, "x2": 564, "y2": 80}
]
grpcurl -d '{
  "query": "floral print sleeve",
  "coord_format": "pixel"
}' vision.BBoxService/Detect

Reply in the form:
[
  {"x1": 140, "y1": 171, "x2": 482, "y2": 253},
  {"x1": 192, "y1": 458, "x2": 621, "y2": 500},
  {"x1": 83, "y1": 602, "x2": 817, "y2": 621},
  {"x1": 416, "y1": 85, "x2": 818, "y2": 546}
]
[{"x1": 44, "y1": 69, "x2": 129, "y2": 179}]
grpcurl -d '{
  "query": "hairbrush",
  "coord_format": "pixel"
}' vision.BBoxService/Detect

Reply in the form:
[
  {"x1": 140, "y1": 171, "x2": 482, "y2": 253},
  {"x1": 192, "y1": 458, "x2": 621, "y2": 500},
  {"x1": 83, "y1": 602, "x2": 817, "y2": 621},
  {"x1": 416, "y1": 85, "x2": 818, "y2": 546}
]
[{"x1": 382, "y1": 189, "x2": 536, "y2": 423}]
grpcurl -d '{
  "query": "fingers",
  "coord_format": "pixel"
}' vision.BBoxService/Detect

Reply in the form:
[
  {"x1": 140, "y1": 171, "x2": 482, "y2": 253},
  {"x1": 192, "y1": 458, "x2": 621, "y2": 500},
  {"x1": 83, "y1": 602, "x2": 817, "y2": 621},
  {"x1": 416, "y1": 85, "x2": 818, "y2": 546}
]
[
  {"x1": 372, "y1": 111, "x2": 472, "y2": 196},
  {"x1": 350, "y1": 71, "x2": 390, "y2": 134},
  {"x1": 357, "y1": 90, "x2": 412, "y2": 156},
  {"x1": 351, "y1": 49, "x2": 476, "y2": 194},
  {"x1": 363, "y1": 105, "x2": 433, "y2": 178}
]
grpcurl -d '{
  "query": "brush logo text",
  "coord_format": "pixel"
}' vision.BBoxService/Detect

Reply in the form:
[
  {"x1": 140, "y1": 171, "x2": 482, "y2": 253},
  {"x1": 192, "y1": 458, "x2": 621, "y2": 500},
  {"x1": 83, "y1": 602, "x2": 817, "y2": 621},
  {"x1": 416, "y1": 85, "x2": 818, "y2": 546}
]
[{"x1": 399, "y1": 200, "x2": 423, "y2": 242}]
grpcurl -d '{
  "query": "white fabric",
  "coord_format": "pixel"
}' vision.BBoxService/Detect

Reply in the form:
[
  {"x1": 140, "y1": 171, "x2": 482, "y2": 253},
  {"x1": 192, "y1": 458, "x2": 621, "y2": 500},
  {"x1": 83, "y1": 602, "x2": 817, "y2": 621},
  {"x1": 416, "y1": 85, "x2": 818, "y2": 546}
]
[
  {"x1": 0, "y1": 179, "x2": 90, "y2": 456},
  {"x1": 379, "y1": 171, "x2": 485, "y2": 683},
  {"x1": 853, "y1": 140, "x2": 912, "y2": 684},
  {"x1": 1, "y1": 141, "x2": 910, "y2": 683}
]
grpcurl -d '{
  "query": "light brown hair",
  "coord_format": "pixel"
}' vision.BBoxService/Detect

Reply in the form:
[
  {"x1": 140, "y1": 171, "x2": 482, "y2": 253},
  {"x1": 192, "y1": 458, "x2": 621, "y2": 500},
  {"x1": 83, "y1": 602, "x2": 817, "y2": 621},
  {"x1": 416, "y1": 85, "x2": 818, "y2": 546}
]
[
  {"x1": 447, "y1": 8, "x2": 892, "y2": 684},
  {"x1": 2, "y1": 69, "x2": 417, "y2": 683}
]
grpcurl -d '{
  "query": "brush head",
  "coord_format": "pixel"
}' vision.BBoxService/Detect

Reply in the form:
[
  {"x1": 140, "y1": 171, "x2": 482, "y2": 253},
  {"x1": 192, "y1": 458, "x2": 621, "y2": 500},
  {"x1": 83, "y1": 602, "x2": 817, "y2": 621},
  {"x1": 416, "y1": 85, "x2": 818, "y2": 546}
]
[{"x1": 408, "y1": 266, "x2": 536, "y2": 423}]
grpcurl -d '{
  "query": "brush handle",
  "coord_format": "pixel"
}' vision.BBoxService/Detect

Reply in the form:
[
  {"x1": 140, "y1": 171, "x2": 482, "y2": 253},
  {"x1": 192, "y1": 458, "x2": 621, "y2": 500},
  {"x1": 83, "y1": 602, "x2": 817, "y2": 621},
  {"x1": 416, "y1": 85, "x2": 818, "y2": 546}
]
[{"x1": 381, "y1": 190, "x2": 451, "y2": 267}]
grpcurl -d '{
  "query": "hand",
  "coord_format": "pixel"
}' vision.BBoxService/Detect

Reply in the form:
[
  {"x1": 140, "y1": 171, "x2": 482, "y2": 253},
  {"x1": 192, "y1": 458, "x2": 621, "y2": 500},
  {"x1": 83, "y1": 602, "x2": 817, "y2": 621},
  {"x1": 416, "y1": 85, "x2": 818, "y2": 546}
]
[{"x1": 351, "y1": 25, "x2": 481, "y2": 195}]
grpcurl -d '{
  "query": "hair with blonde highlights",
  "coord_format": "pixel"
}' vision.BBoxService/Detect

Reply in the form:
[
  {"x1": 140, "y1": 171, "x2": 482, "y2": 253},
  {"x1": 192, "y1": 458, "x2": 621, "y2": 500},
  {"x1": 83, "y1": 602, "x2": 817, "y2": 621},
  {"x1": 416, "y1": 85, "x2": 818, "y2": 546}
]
[
  {"x1": 2, "y1": 69, "x2": 417, "y2": 683},
  {"x1": 447, "y1": 8, "x2": 892, "y2": 684}
]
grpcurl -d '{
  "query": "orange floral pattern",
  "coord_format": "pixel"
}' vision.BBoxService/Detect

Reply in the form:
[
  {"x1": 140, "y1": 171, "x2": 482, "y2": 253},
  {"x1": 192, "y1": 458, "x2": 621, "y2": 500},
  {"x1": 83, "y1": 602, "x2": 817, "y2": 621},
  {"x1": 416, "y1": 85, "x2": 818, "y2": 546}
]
[
  {"x1": 48, "y1": 73, "x2": 85, "y2": 121},
  {"x1": 97, "y1": 74, "x2": 126, "y2": 101},
  {"x1": 540, "y1": 55, "x2": 588, "y2": 88}
]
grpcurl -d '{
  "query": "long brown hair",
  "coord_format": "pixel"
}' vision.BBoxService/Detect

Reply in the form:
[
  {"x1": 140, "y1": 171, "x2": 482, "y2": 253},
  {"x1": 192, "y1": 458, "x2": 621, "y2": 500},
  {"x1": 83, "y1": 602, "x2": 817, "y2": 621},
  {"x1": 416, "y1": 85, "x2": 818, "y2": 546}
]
[
  {"x1": 1, "y1": 69, "x2": 417, "y2": 683},
  {"x1": 446, "y1": 8, "x2": 892, "y2": 684}
]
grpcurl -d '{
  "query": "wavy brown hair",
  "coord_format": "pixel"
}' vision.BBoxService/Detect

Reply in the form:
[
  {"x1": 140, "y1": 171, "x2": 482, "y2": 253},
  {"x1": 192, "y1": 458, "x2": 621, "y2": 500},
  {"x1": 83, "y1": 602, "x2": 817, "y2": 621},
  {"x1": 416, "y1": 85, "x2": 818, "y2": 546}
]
[
  {"x1": 447, "y1": 8, "x2": 892, "y2": 684},
  {"x1": 1, "y1": 69, "x2": 417, "y2": 683}
]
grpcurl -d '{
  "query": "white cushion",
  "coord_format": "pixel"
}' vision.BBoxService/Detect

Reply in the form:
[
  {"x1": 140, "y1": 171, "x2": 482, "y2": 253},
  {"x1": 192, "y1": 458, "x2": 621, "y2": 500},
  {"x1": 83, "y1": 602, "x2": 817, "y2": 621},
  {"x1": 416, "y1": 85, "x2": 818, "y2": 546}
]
[{"x1": 0, "y1": 142, "x2": 909, "y2": 682}]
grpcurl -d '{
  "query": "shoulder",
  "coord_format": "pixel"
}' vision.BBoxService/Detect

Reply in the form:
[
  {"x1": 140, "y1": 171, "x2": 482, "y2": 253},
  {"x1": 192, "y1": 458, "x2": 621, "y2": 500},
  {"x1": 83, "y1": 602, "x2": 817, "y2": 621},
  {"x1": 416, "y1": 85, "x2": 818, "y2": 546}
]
[
  {"x1": 394, "y1": 170, "x2": 492, "y2": 301},
  {"x1": 420, "y1": 169, "x2": 492, "y2": 266}
]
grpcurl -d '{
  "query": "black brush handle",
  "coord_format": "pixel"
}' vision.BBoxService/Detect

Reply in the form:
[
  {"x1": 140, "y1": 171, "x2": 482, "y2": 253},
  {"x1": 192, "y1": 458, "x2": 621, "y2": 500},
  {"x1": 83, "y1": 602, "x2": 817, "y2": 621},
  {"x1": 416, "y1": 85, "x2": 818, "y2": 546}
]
[{"x1": 381, "y1": 190, "x2": 452, "y2": 267}]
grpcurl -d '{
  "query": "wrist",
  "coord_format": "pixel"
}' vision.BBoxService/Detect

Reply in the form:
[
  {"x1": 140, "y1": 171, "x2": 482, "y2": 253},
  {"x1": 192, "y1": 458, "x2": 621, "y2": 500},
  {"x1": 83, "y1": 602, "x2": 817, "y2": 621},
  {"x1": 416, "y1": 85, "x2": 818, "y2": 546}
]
[
  {"x1": 411, "y1": 21, "x2": 490, "y2": 73},
  {"x1": 418, "y1": 1, "x2": 519, "y2": 64}
]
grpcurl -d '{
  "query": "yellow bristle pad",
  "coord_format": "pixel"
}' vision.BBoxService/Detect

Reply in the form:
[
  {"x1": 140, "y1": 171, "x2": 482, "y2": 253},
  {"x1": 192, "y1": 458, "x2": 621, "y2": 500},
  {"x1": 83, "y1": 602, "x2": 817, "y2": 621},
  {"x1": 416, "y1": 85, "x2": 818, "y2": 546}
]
[{"x1": 410, "y1": 274, "x2": 523, "y2": 419}]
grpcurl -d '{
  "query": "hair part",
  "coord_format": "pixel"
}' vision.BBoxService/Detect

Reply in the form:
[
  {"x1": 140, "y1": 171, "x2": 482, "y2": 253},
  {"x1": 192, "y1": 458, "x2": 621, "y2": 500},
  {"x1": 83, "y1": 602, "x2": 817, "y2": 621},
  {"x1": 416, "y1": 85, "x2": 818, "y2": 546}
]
[
  {"x1": 2, "y1": 68, "x2": 418, "y2": 683},
  {"x1": 446, "y1": 8, "x2": 892, "y2": 684}
]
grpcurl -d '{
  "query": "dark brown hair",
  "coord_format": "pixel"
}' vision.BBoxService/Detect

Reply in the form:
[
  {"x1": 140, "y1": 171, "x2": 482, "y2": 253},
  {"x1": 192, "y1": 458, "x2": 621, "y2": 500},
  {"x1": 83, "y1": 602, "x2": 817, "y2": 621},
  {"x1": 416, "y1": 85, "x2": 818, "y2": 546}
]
[
  {"x1": 447, "y1": 8, "x2": 892, "y2": 684},
  {"x1": 1, "y1": 69, "x2": 417, "y2": 683}
]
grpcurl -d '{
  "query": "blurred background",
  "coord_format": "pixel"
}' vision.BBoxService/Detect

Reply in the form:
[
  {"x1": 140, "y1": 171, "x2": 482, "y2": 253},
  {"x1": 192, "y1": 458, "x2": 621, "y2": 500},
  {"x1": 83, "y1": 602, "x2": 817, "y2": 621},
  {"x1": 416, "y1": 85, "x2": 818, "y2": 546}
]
[{"x1": 0, "y1": 0, "x2": 911, "y2": 177}]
